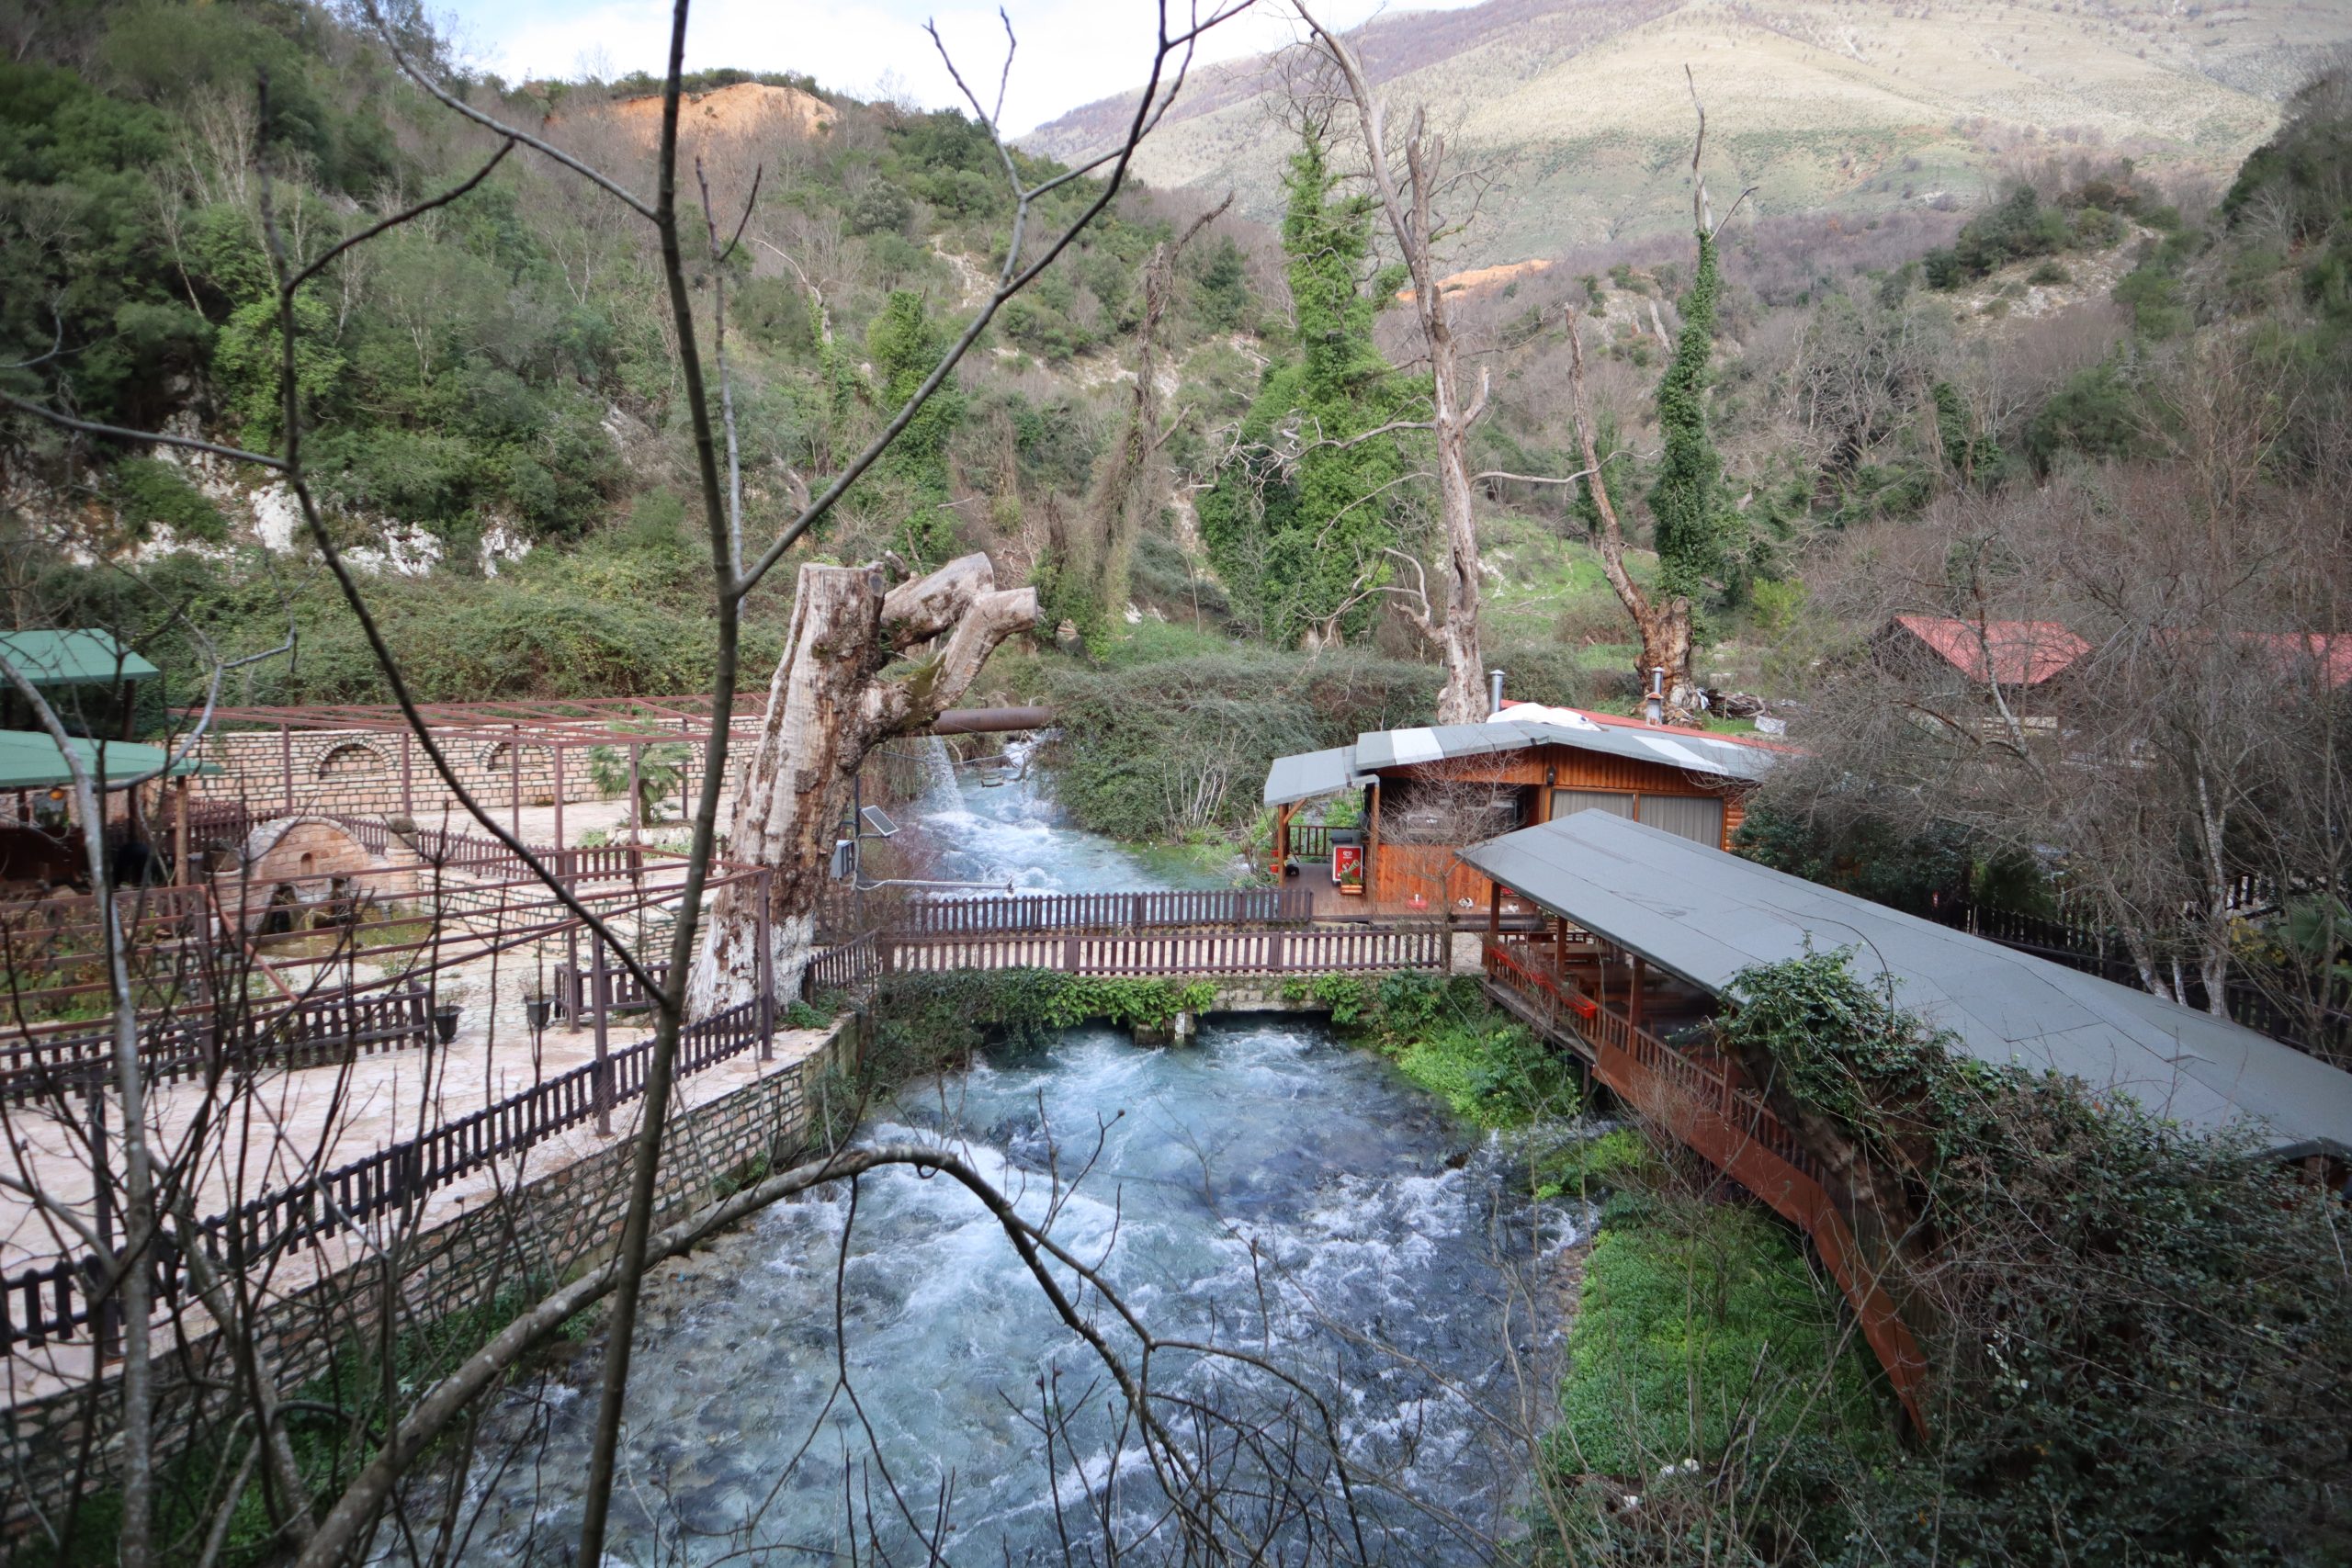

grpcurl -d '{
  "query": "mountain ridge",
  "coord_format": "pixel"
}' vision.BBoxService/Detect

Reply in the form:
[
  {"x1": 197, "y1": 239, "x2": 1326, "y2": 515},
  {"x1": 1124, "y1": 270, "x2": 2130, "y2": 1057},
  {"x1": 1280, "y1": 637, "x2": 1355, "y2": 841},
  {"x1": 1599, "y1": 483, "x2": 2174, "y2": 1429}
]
[{"x1": 1028, "y1": 0, "x2": 2352, "y2": 264}]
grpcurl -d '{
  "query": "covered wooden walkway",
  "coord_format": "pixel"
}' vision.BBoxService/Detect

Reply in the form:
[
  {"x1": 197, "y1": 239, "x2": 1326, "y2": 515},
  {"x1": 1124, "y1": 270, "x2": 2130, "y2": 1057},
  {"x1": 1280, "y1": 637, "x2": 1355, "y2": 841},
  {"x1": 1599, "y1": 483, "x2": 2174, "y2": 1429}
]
[{"x1": 1476, "y1": 926, "x2": 1930, "y2": 1435}]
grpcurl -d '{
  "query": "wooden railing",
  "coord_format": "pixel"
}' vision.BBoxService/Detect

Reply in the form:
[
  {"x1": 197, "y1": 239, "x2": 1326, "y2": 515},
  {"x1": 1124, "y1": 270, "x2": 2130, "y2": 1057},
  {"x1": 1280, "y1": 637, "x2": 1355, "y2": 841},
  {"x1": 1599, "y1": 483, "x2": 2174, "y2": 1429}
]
[
  {"x1": 882, "y1": 922, "x2": 1445, "y2": 977},
  {"x1": 182, "y1": 799, "x2": 254, "y2": 845},
  {"x1": 2, "y1": 985, "x2": 435, "y2": 1102},
  {"x1": 550, "y1": 955, "x2": 669, "y2": 1022},
  {"x1": 1, "y1": 990, "x2": 777, "y2": 1353},
  {"x1": 1287, "y1": 823, "x2": 1344, "y2": 861},
  {"x1": 1480, "y1": 936, "x2": 1929, "y2": 1436},
  {"x1": 407, "y1": 827, "x2": 653, "y2": 883},
  {"x1": 886, "y1": 886, "x2": 1312, "y2": 936},
  {"x1": 807, "y1": 931, "x2": 881, "y2": 995}
]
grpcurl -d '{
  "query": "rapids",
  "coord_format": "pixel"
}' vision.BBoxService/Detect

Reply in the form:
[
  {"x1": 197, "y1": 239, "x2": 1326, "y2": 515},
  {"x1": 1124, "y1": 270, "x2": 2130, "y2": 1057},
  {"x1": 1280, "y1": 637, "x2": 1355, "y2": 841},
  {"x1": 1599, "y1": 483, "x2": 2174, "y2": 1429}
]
[{"x1": 432, "y1": 749, "x2": 1570, "y2": 1565}]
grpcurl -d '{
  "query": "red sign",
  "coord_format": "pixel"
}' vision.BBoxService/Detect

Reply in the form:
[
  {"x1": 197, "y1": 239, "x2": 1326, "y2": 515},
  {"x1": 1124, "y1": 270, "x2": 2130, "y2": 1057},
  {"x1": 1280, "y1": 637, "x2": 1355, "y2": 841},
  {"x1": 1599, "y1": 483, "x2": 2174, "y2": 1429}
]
[{"x1": 1332, "y1": 842, "x2": 1363, "y2": 891}]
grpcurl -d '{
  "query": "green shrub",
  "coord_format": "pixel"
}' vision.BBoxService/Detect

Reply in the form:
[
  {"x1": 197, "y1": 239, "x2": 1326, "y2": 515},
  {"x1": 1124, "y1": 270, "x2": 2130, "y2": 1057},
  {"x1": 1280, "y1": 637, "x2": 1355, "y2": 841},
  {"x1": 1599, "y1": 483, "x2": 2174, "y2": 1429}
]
[
  {"x1": 1709, "y1": 948, "x2": 2352, "y2": 1564},
  {"x1": 112, "y1": 457, "x2": 226, "y2": 543},
  {"x1": 1043, "y1": 649, "x2": 1438, "y2": 840},
  {"x1": 869, "y1": 970, "x2": 1216, "y2": 1081}
]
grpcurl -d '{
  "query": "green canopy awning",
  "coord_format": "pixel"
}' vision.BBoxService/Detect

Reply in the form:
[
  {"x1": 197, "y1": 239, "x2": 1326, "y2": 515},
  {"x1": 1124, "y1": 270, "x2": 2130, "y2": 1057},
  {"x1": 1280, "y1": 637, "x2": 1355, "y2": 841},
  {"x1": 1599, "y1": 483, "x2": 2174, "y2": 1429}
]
[
  {"x1": 0, "y1": 628, "x2": 162, "y2": 689},
  {"x1": 0, "y1": 731, "x2": 213, "y2": 792}
]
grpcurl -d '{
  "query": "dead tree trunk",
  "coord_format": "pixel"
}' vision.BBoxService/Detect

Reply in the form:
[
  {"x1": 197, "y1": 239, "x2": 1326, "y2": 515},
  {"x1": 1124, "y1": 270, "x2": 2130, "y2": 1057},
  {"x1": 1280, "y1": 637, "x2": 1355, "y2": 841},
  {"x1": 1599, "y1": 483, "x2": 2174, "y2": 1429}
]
[
  {"x1": 687, "y1": 554, "x2": 1036, "y2": 1015},
  {"x1": 1564, "y1": 302, "x2": 1696, "y2": 716},
  {"x1": 1301, "y1": 5, "x2": 1490, "y2": 725}
]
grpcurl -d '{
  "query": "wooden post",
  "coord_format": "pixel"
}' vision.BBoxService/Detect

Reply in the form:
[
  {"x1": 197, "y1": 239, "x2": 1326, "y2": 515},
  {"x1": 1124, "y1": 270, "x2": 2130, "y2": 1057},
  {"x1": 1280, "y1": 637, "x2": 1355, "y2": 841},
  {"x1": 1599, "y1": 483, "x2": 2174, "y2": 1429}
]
[
  {"x1": 1487, "y1": 881, "x2": 1502, "y2": 953},
  {"x1": 755, "y1": 869, "x2": 775, "y2": 1062},
  {"x1": 400, "y1": 730, "x2": 413, "y2": 818},
  {"x1": 1629, "y1": 955, "x2": 1646, "y2": 1034},
  {"x1": 1273, "y1": 802, "x2": 1291, "y2": 877},
  {"x1": 552, "y1": 743, "x2": 565, "y2": 861},
  {"x1": 173, "y1": 777, "x2": 189, "y2": 886},
  {"x1": 628, "y1": 743, "x2": 642, "y2": 842},
  {"x1": 279, "y1": 724, "x2": 293, "y2": 815},
  {"x1": 1365, "y1": 781, "x2": 1382, "y2": 904},
  {"x1": 509, "y1": 724, "x2": 522, "y2": 845},
  {"x1": 593, "y1": 937, "x2": 613, "y2": 1135},
  {"x1": 1555, "y1": 914, "x2": 1567, "y2": 983},
  {"x1": 565, "y1": 915, "x2": 582, "y2": 1032}
]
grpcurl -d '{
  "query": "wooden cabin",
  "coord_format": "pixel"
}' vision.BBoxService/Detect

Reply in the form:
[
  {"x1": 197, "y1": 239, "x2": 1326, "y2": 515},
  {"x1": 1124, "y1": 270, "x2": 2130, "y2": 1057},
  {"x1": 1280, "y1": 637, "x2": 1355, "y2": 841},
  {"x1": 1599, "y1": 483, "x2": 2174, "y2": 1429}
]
[{"x1": 1261, "y1": 703, "x2": 1789, "y2": 919}]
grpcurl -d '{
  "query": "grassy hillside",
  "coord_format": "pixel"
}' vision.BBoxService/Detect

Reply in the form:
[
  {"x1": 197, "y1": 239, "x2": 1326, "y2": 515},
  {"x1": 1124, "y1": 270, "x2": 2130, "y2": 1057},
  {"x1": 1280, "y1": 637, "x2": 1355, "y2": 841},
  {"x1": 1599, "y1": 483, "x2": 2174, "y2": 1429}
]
[
  {"x1": 1029, "y1": 0, "x2": 2352, "y2": 265},
  {"x1": 0, "y1": 2, "x2": 1275, "y2": 706}
]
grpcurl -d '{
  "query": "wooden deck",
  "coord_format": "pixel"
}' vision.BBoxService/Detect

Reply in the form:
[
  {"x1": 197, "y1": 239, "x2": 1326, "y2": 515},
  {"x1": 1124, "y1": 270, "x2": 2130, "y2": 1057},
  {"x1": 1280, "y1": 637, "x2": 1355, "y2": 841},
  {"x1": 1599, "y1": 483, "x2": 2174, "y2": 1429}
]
[
  {"x1": 1479, "y1": 931, "x2": 1930, "y2": 1437},
  {"x1": 1281, "y1": 869, "x2": 1550, "y2": 928}
]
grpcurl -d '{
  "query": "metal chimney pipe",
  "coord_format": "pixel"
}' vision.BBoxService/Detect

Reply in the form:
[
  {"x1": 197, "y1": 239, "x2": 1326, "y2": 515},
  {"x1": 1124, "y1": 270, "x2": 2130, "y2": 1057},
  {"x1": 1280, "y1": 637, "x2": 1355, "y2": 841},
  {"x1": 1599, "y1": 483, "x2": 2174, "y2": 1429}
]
[
  {"x1": 1487, "y1": 669, "x2": 1505, "y2": 712},
  {"x1": 1645, "y1": 667, "x2": 1666, "y2": 726}
]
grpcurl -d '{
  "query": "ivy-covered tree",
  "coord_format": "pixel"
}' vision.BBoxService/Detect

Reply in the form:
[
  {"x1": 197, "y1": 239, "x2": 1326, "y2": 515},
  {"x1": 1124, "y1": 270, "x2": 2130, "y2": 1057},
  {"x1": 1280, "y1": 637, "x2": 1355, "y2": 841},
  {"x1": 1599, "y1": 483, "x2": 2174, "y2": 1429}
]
[
  {"x1": 865, "y1": 289, "x2": 967, "y2": 566},
  {"x1": 1647, "y1": 227, "x2": 1736, "y2": 621},
  {"x1": 1196, "y1": 133, "x2": 1413, "y2": 648}
]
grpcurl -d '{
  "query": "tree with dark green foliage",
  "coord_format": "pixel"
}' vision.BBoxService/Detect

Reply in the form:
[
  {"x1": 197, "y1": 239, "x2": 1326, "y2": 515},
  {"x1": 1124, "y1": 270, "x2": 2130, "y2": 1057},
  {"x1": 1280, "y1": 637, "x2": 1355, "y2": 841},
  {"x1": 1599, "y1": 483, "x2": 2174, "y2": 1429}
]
[
  {"x1": 112, "y1": 458, "x2": 227, "y2": 544},
  {"x1": 1191, "y1": 235, "x2": 1250, "y2": 333},
  {"x1": 1930, "y1": 379, "x2": 2007, "y2": 488},
  {"x1": 1647, "y1": 228, "x2": 1740, "y2": 625},
  {"x1": 864, "y1": 289, "x2": 967, "y2": 566},
  {"x1": 1195, "y1": 133, "x2": 1415, "y2": 647},
  {"x1": 1732, "y1": 799, "x2": 1976, "y2": 916}
]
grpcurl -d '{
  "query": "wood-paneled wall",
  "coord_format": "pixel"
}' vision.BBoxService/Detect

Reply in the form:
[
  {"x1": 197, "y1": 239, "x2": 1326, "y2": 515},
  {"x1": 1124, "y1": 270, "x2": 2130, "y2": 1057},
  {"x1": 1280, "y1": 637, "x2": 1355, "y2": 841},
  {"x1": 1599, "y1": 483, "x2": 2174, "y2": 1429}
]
[{"x1": 1366, "y1": 742, "x2": 1749, "y2": 908}]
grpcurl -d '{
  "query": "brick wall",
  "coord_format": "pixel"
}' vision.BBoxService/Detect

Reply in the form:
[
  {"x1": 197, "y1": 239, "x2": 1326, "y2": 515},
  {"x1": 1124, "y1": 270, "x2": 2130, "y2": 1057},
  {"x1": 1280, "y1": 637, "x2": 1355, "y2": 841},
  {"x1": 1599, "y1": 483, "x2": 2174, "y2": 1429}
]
[
  {"x1": 185, "y1": 729, "x2": 718, "y2": 822},
  {"x1": 0, "y1": 1017, "x2": 854, "y2": 1536},
  {"x1": 211, "y1": 817, "x2": 423, "y2": 931}
]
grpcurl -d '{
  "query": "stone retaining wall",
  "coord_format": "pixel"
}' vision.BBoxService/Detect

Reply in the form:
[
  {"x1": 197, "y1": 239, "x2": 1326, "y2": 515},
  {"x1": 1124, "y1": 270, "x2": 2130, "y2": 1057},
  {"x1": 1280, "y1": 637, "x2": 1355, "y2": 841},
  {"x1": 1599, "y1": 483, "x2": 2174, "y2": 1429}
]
[{"x1": 0, "y1": 1016, "x2": 854, "y2": 1538}]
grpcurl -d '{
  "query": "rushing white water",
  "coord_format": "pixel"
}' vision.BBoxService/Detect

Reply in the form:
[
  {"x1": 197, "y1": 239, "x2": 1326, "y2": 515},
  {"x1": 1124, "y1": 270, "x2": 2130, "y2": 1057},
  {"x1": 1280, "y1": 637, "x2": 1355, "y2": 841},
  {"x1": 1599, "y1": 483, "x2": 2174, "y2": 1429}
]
[
  {"x1": 913, "y1": 734, "x2": 1234, "y2": 896},
  {"x1": 429, "y1": 761, "x2": 1570, "y2": 1565}
]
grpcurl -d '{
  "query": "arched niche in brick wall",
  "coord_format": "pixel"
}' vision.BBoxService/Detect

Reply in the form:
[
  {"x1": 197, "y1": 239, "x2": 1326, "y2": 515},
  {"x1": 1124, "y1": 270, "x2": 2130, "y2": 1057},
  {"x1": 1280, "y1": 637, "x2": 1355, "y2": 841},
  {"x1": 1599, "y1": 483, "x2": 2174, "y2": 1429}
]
[
  {"x1": 480, "y1": 740, "x2": 558, "y2": 807},
  {"x1": 315, "y1": 739, "x2": 393, "y2": 779}
]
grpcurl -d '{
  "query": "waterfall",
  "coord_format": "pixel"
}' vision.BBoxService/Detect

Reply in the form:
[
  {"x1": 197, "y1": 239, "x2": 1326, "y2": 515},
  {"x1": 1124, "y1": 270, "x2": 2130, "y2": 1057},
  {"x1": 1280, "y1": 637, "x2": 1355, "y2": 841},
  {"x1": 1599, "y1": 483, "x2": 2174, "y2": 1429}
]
[{"x1": 919, "y1": 735, "x2": 960, "y2": 808}]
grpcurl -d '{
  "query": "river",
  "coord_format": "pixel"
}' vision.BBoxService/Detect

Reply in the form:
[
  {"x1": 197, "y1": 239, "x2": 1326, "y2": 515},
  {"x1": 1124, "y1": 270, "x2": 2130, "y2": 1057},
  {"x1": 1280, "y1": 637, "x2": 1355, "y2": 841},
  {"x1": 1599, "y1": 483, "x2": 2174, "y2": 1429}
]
[{"x1": 430, "y1": 748, "x2": 1569, "y2": 1565}]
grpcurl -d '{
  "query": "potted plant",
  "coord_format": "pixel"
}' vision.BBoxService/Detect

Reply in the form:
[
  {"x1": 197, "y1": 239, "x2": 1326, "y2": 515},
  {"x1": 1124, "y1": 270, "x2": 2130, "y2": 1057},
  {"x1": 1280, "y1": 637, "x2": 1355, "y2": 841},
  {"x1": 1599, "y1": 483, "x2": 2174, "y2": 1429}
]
[{"x1": 431, "y1": 1000, "x2": 463, "y2": 1043}]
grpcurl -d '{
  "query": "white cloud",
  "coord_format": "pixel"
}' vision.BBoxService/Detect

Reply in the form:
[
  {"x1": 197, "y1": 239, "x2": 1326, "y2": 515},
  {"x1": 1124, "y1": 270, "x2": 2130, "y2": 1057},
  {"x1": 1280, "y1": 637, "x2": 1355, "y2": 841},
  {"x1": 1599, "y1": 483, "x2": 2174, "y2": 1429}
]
[{"x1": 467, "y1": 0, "x2": 1482, "y2": 136}]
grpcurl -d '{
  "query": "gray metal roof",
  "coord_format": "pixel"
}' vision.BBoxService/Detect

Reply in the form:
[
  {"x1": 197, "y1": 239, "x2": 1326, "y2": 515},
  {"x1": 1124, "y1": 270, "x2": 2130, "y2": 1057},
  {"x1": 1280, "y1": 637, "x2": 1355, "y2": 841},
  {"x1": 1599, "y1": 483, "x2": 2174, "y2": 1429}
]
[
  {"x1": 1461, "y1": 811, "x2": 2352, "y2": 1160},
  {"x1": 1263, "y1": 715, "x2": 1780, "y2": 807},
  {"x1": 1262, "y1": 746, "x2": 1372, "y2": 807}
]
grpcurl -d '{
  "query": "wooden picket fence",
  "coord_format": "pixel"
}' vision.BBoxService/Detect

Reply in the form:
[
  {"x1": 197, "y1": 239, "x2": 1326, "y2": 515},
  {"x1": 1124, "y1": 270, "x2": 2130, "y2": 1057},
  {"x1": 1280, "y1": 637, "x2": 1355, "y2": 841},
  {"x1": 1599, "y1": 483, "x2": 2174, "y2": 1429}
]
[
  {"x1": 1, "y1": 985, "x2": 435, "y2": 1103},
  {"x1": 876, "y1": 922, "x2": 1445, "y2": 977},
  {"x1": 882, "y1": 886, "x2": 1312, "y2": 936},
  {"x1": 0, "y1": 991, "x2": 773, "y2": 1354}
]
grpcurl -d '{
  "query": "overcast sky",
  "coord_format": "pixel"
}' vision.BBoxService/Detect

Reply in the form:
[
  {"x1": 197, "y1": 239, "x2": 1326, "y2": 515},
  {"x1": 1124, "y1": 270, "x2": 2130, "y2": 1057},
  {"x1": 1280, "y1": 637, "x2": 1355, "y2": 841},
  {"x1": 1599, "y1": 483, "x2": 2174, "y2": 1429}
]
[{"x1": 445, "y1": 0, "x2": 1483, "y2": 137}]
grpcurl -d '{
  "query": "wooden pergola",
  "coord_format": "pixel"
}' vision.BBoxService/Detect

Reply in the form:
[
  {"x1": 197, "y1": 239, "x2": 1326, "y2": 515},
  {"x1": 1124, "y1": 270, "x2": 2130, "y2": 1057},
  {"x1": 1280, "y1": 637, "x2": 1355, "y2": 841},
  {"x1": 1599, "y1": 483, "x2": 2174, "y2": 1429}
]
[
  {"x1": 195, "y1": 695, "x2": 760, "y2": 848},
  {"x1": 188, "y1": 697, "x2": 1053, "y2": 846}
]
